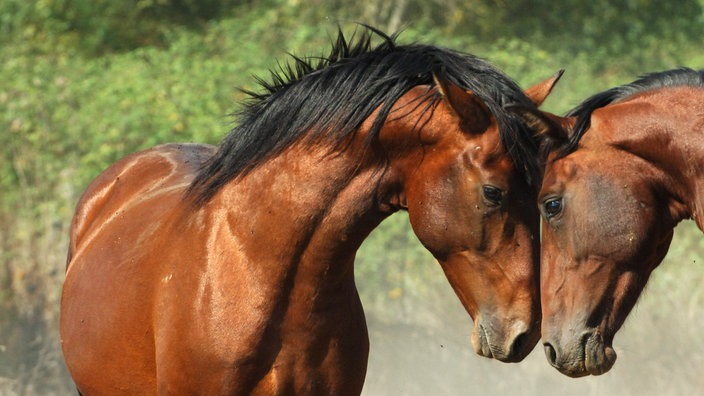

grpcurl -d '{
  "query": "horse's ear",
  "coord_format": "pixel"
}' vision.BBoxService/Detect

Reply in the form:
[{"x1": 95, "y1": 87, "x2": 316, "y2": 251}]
[
  {"x1": 524, "y1": 69, "x2": 565, "y2": 106},
  {"x1": 433, "y1": 73, "x2": 491, "y2": 134},
  {"x1": 507, "y1": 104, "x2": 572, "y2": 143}
]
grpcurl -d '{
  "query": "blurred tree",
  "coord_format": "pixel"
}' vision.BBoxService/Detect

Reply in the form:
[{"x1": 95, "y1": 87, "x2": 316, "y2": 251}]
[
  {"x1": 4, "y1": 0, "x2": 700, "y2": 64},
  {"x1": 468, "y1": 0, "x2": 704, "y2": 70},
  {"x1": 0, "y1": 0, "x2": 266, "y2": 55}
]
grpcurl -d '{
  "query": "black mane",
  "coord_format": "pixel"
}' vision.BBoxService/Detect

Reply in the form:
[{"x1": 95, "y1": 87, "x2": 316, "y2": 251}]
[
  {"x1": 188, "y1": 26, "x2": 540, "y2": 205},
  {"x1": 558, "y1": 67, "x2": 704, "y2": 156}
]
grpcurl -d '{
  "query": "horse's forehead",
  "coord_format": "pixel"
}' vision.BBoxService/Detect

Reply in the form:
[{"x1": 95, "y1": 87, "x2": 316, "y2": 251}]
[
  {"x1": 542, "y1": 151, "x2": 601, "y2": 201},
  {"x1": 542, "y1": 154, "x2": 578, "y2": 192},
  {"x1": 444, "y1": 124, "x2": 513, "y2": 180},
  {"x1": 475, "y1": 136, "x2": 513, "y2": 175}
]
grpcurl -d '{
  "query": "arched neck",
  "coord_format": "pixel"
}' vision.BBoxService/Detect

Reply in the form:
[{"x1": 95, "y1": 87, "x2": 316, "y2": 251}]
[{"x1": 204, "y1": 141, "x2": 393, "y2": 283}]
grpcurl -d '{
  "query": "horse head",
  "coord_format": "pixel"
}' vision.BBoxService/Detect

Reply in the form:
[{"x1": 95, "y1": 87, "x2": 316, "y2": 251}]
[
  {"x1": 512, "y1": 72, "x2": 695, "y2": 376},
  {"x1": 376, "y1": 71, "x2": 562, "y2": 362}
]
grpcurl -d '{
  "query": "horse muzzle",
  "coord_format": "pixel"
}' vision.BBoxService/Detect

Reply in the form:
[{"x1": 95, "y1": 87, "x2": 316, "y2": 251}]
[
  {"x1": 470, "y1": 316, "x2": 538, "y2": 363},
  {"x1": 543, "y1": 329, "x2": 617, "y2": 377}
]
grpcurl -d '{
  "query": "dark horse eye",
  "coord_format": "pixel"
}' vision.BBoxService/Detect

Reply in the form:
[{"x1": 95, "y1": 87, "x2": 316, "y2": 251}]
[
  {"x1": 543, "y1": 198, "x2": 563, "y2": 218},
  {"x1": 482, "y1": 185, "x2": 503, "y2": 206}
]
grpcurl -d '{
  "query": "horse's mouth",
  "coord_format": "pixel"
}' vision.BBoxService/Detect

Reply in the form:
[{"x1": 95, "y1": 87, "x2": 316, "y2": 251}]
[
  {"x1": 472, "y1": 323, "x2": 493, "y2": 358},
  {"x1": 583, "y1": 332, "x2": 617, "y2": 376},
  {"x1": 545, "y1": 331, "x2": 617, "y2": 377},
  {"x1": 471, "y1": 322, "x2": 518, "y2": 362}
]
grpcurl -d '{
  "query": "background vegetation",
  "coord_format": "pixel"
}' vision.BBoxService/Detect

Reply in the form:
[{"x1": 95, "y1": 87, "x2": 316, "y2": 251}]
[{"x1": 2, "y1": 0, "x2": 704, "y2": 394}]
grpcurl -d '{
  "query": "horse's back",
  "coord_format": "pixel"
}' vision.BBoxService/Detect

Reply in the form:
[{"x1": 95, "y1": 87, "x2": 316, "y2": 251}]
[
  {"x1": 67, "y1": 143, "x2": 214, "y2": 262},
  {"x1": 61, "y1": 142, "x2": 214, "y2": 393}
]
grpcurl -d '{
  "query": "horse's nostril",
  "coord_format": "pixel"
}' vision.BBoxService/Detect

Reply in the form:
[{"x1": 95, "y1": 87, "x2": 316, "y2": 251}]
[
  {"x1": 544, "y1": 343, "x2": 558, "y2": 366},
  {"x1": 510, "y1": 331, "x2": 527, "y2": 358}
]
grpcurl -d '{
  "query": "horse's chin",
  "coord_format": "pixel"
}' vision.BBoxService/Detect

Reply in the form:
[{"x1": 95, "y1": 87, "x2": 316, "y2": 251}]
[{"x1": 584, "y1": 337, "x2": 617, "y2": 376}]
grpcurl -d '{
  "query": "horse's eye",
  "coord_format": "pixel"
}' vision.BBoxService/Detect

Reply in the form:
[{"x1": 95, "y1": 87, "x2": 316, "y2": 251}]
[
  {"x1": 482, "y1": 185, "x2": 503, "y2": 206},
  {"x1": 543, "y1": 198, "x2": 563, "y2": 218}
]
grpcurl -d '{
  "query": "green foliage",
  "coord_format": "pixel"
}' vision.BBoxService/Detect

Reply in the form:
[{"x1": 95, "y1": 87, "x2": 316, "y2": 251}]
[
  {"x1": 0, "y1": 0, "x2": 260, "y2": 56},
  {"x1": 459, "y1": 0, "x2": 704, "y2": 73},
  {"x1": 356, "y1": 214, "x2": 438, "y2": 322}
]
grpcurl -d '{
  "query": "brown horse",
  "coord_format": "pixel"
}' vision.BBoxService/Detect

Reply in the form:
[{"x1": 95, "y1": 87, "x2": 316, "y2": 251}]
[
  {"x1": 60, "y1": 28, "x2": 560, "y2": 394},
  {"x1": 514, "y1": 67, "x2": 704, "y2": 377}
]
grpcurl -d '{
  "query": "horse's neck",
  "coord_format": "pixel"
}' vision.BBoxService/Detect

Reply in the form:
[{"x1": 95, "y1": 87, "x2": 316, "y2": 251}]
[
  {"x1": 208, "y1": 143, "x2": 387, "y2": 283},
  {"x1": 607, "y1": 95, "x2": 704, "y2": 227},
  {"x1": 653, "y1": 100, "x2": 704, "y2": 228}
]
